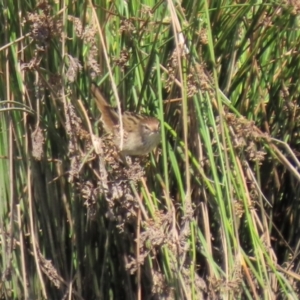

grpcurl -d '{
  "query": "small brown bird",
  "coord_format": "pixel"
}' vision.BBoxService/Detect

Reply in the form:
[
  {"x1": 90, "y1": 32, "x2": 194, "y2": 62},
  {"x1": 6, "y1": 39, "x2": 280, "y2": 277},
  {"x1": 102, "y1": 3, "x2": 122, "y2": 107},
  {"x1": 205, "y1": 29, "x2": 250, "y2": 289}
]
[{"x1": 90, "y1": 83, "x2": 161, "y2": 156}]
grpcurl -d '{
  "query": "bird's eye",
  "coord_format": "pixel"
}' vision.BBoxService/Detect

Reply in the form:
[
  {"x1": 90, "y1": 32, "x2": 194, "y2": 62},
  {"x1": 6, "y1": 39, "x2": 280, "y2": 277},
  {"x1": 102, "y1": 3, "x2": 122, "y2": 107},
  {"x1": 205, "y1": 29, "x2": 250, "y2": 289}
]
[{"x1": 142, "y1": 124, "x2": 151, "y2": 132}]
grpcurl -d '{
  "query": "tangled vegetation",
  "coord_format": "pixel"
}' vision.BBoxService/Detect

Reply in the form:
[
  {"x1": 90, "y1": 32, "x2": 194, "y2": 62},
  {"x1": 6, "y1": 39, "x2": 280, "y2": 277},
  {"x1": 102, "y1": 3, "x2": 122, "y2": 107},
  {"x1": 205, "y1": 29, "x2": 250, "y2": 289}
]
[{"x1": 1, "y1": 0, "x2": 300, "y2": 299}]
